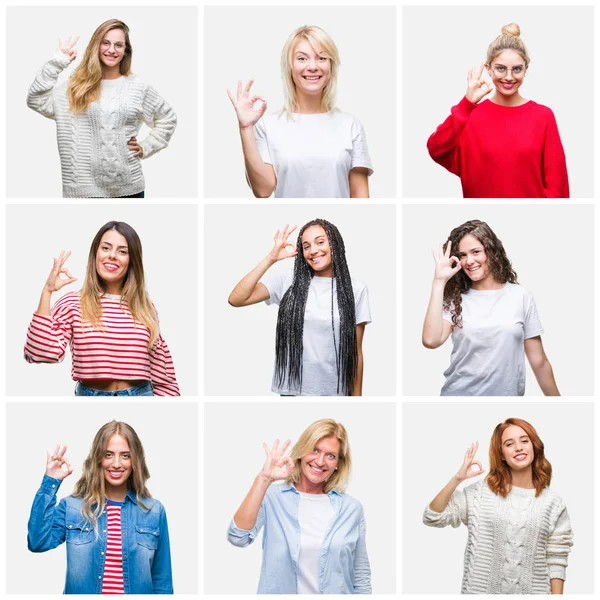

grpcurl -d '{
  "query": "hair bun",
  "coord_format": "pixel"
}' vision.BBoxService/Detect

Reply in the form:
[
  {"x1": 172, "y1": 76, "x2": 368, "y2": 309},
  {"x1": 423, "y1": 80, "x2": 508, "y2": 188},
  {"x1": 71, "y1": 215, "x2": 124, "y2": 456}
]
[{"x1": 501, "y1": 23, "x2": 521, "y2": 37}]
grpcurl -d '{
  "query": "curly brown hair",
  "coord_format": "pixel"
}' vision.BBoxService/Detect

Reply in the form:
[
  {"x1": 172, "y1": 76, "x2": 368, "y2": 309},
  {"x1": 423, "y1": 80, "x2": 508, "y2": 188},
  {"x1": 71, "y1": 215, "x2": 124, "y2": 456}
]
[
  {"x1": 443, "y1": 220, "x2": 517, "y2": 327},
  {"x1": 487, "y1": 418, "x2": 552, "y2": 498}
]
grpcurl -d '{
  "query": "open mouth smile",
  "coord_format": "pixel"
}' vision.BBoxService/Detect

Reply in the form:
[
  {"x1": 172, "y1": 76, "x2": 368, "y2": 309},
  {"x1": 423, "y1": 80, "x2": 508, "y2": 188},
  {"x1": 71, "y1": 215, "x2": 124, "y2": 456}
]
[
  {"x1": 103, "y1": 263, "x2": 120, "y2": 272},
  {"x1": 513, "y1": 453, "x2": 528, "y2": 461},
  {"x1": 309, "y1": 463, "x2": 327, "y2": 474},
  {"x1": 108, "y1": 470, "x2": 125, "y2": 479}
]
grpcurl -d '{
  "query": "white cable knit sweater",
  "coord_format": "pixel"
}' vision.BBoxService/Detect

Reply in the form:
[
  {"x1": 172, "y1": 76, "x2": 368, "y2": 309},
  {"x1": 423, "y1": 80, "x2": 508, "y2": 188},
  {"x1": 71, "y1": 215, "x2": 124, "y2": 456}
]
[
  {"x1": 423, "y1": 479, "x2": 573, "y2": 594},
  {"x1": 27, "y1": 53, "x2": 177, "y2": 197}
]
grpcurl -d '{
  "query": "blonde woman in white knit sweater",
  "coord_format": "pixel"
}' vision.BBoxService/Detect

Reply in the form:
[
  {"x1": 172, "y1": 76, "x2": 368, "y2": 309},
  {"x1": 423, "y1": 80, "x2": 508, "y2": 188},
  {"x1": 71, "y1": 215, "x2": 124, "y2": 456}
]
[
  {"x1": 423, "y1": 418, "x2": 573, "y2": 594},
  {"x1": 27, "y1": 19, "x2": 177, "y2": 198}
]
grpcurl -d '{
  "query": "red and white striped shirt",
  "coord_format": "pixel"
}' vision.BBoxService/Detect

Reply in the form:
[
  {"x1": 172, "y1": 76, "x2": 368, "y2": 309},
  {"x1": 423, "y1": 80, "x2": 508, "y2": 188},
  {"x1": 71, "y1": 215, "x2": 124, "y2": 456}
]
[
  {"x1": 24, "y1": 291, "x2": 179, "y2": 396},
  {"x1": 102, "y1": 501, "x2": 125, "y2": 594}
]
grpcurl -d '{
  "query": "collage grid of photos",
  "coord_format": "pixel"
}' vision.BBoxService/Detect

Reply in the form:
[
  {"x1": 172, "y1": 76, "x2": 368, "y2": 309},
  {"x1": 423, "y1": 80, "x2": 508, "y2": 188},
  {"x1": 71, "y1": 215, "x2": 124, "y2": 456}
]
[{"x1": 1, "y1": 1, "x2": 597, "y2": 598}]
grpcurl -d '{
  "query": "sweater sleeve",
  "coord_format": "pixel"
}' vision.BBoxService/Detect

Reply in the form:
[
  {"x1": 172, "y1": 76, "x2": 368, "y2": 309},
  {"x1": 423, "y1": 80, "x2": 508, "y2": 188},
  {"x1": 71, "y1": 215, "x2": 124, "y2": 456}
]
[
  {"x1": 546, "y1": 504, "x2": 573, "y2": 580},
  {"x1": 139, "y1": 85, "x2": 177, "y2": 160},
  {"x1": 26, "y1": 53, "x2": 72, "y2": 119},
  {"x1": 149, "y1": 334, "x2": 180, "y2": 396},
  {"x1": 422, "y1": 488, "x2": 468, "y2": 528},
  {"x1": 541, "y1": 109, "x2": 569, "y2": 198},
  {"x1": 27, "y1": 475, "x2": 67, "y2": 552},
  {"x1": 353, "y1": 509, "x2": 372, "y2": 594},
  {"x1": 427, "y1": 96, "x2": 478, "y2": 176}
]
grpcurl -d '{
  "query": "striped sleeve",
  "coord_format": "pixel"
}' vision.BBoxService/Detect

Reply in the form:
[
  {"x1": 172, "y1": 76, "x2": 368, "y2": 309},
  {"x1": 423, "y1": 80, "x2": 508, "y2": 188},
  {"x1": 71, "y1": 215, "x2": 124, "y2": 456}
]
[{"x1": 149, "y1": 335, "x2": 180, "y2": 396}]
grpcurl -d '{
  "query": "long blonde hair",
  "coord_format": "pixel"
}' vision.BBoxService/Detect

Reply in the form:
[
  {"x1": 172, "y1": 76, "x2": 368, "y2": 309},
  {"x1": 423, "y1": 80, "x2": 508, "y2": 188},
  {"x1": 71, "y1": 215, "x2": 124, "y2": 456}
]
[
  {"x1": 280, "y1": 25, "x2": 340, "y2": 115},
  {"x1": 73, "y1": 421, "x2": 151, "y2": 529},
  {"x1": 67, "y1": 19, "x2": 132, "y2": 113},
  {"x1": 80, "y1": 221, "x2": 160, "y2": 349}
]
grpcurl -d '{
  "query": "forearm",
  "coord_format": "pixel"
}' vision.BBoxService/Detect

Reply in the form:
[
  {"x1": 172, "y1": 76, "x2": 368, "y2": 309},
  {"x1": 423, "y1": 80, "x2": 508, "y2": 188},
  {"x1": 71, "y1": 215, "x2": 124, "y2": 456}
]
[
  {"x1": 239, "y1": 127, "x2": 275, "y2": 197},
  {"x1": 352, "y1": 351, "x2": 364, "y2": 396},
  {"x1": 550, "y1": 579, "x2": 564, "y2": 594},
  {"x1": 233, "y1": 474, "x2": 271, "y2": 530},
  {"x1": 429, "y1": 475, "x2": 462, "y2": 513},
  {"x1": 532, "y1": 359, "x2": 560, "y2": 396},
  {"x1": 36, "y1": 289, "x2": 53, "y2": 317},
  {"x1": 228, "y1": 256, "x2": 273, "y2": 306},
  {"x1": 422, "y1": 279, "x2": 447, "y2": 348}
]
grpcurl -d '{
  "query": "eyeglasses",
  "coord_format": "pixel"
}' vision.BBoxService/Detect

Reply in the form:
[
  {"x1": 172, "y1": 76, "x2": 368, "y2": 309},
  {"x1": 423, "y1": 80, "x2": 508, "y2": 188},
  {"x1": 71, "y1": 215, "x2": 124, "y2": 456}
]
[
  {"x1": 101, "y1": 40, "x2": 126, "y2": 53},
  {"x1": 492, "y1": 64, "x2": 526, "y2": 78}
]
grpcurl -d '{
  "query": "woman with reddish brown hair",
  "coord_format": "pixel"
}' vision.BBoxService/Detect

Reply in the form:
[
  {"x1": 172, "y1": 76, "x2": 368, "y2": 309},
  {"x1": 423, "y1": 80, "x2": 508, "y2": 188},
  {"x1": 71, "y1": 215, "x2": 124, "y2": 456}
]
[{"x1": 423, "y1": 418, "x2": 573, "y2": 594}]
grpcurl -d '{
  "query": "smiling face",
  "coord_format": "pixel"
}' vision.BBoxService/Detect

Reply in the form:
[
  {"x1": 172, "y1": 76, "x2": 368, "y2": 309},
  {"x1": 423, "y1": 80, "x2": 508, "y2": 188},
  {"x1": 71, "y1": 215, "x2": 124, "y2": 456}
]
[
  {"x1": 457, "y1": 234, "x2": 493, "y2": 285},
  {"x1": 501, "y1": 425, "x2": 535, "y2": 471},
  {"x1": 291, "y1": 38, "x2": 331, "y2": 100},
  {"x1": 98, "y1": 28, "x2": 126, "y2": 70},
  {"x1": 487, "y1": 49, "x2": 527, "y2": 100},
  {"x1": 302, "y1": 225, "x2": 333, "y2": 277},
  {"x1": 299, "y1": 435, "x2": 340, "y2": 491},
  {"x1": 95, "y1": 228, "x2": 130, "y2": 292},
  {"x1": 102, "y1": 433, "x2": 132, "y2": 492}
]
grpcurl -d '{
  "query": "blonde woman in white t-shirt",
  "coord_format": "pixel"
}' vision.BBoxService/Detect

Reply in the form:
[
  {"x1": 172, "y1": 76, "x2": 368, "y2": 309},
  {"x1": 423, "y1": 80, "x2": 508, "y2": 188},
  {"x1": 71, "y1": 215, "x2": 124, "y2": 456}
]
[
  {"x1": 226, "y1": 26, "x2": 373, "y2": 199},
  {"x1": 422, "y1": 219, "x2": 559, "y2": 396},
  {"x1": 228, "y1": 220, "x2": 371, "y2": 396}
]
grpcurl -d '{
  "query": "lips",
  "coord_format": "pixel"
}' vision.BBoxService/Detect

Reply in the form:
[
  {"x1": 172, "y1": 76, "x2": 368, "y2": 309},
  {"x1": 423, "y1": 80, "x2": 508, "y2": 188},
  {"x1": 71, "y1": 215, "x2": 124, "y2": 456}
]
[
  {"x1": 309, "y1": 463, "x2": 327, "y2": 474},
  {"x1": 303, "y1": 76, "x2": 322, "y2": 81},
  {"x1": 310, "y1": 255, "x2": 326, "y2": 265},
  {"x1": 500, "y1": 82, "x2": 516, "y2": 89},
  {"x1": 108, "y1": 470, "x2": 125, "y2": 479},
  {"x1": 103, "y1": 262, "x2": 120, "y2": 272},
  {"x1": 513, "y1": 453, "x2": 528, "y2": 461}
]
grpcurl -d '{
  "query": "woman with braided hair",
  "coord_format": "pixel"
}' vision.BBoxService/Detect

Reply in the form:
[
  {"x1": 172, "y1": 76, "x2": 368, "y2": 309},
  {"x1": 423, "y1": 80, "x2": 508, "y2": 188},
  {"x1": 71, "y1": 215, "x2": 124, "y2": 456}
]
[
  {"x1": 229, "y1": 219, "x2": 370, "y2": 395},
  {"x1": 422, "y1": 220, "x2": 559, "y2": 396}
]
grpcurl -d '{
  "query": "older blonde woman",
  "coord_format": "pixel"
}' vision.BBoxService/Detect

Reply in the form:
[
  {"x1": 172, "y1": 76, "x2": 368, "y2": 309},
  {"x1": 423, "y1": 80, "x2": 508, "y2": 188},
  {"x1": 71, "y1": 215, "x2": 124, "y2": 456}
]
[
  {"x1": 227, "y1": 419, "x2": 371, "y2": 594},
  {"x1": 227, "y1": 25, "x2": 373, "y2": 198}
]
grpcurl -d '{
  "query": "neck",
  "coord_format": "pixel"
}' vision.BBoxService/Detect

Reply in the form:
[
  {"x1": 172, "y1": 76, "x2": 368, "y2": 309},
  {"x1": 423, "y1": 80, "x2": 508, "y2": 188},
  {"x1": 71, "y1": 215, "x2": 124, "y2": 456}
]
[
  {"x1": 296, "y1": 92, "x2": 325, "y2": 114},
  {"x1": 510, "y1": 466, "x2": 534, "y2": 489},
  {"x1": 470, "y1": 276, "x2": 504, "y2": 291},
  {"x1": 102, "y1": 66, "x2": 122, "y2": 80},
  {"x1": 106, "y1": 483, "x2": 127, "y2": 502},
  {"x1": 103, "y1": 283, "x2": 123, "y2": 295},
  {"x1": 491, "y1": 91, "x2": 527, "y2": 107},
  {"x1": 313, "y1": 267, "x2": 333, "y2": 278},
  {"x1": 296, "y1": 475, "x2": 326, "y2": 495}
]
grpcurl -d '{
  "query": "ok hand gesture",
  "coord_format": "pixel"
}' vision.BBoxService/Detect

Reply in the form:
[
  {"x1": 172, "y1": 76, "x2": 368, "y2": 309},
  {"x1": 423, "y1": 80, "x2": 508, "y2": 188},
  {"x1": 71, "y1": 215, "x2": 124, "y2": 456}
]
[
  {"x1": 455, "y1": 442, "x2": 485, "y2": 483},
  {"x1": 43, "y1": 250, "x2": 77, "y2": 294},
  {"x1": 46, "y1": 445, "x2": 74, "y2": 481},
  {"x1": 260, "y1": 439, "x2": 295, "y2": 483},
  {"x1": 267, "y1": 225, "x2": 298, "y2": 264},
  {"x1": 59, "y1": 35, "x2": 79, "y2": 63},
  {"x1": 466, "y1": 63, "x2": 493, "y2": 104},
  {"x1": 226, "y1": 80, "x2": 268, "y2": 130},
  {"x1": 432, "y1": 240, "x2": 461, "y2": 283}
]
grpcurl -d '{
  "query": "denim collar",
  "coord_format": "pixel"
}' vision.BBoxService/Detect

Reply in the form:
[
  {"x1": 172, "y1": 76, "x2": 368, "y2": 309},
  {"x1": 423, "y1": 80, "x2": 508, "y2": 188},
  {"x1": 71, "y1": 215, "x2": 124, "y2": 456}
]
[
  {"x1": 125, "y1": 489, "x2": 139, "y2": 505},
  {"x1": 280, "y1": 481, "x2": 342, "y2": 497}
]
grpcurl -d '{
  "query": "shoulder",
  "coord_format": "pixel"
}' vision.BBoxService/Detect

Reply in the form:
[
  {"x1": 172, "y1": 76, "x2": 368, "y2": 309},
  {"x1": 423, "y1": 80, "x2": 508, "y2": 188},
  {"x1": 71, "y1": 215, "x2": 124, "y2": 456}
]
[
  {"x1": 527, "y1": 100, "x2": 555, "y2": 116},
  {"x1": 540, "y1": 486, "x2": 567, "y2": 507},
  {"x1": 505, "y1": 282, "x2": 534, "y2": 300},
  {"x1": 463, "y1": 478, "x2": 487, "y2": 497},
  {"x1": 331, "y1": 110, "x2": 361, "y2": 125},
  {"x1": 350, "y1": 278, "x2": 368, "y2": 295},
  {"x1": 63, "y1": 494, "x2": 84, "y2": 509},
  {"x1": 54, "y1": 290, "x2": 81, "y2": 310}
]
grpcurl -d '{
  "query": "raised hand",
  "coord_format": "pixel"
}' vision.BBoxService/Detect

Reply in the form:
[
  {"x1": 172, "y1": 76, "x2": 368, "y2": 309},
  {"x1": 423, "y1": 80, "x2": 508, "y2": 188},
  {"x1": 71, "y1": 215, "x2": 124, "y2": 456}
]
[
  {"x1": 267, "y1": 225, "x2": 298, "y2": 263},
  {"x1": 59, "y1": 35, "x2": 80, "y2": 63},
  {"x1": 455, "y1": 442, "x2": 485, "y2": 482},
  {"x1": 226, "y1": 80, "x2": 268, "y2": 129},
  {"x1": 260, "y1": 439, "x2": 295, "y2": 482},
  {"x1": 46, "y1": 444, "x2": 74, "y2": 480},
  {"x1": 466, "y1": 63, "x2": 493, "y2": 104},
  {"x1": 43, "y1": 250, "x2": 77, "y2": 294},
  {"x1": 431, "y1": 240, "x2": 461, "y2": 283}
]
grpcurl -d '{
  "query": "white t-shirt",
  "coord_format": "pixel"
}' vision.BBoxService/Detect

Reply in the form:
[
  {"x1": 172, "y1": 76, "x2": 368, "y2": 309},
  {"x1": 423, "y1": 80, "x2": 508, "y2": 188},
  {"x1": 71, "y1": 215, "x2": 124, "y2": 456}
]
[
  {"x1": 262, "y1": 267, "x2": 371, "y2": 396},
  {"x1": 441, "y1": 283, "x2": 543, "y2": 396},
  {"x1": 297, "y1": 492, "x2": 335, "y2": 594},
  {"x1": 253, "y1": 111, "x2": 373, "y2": 198}
]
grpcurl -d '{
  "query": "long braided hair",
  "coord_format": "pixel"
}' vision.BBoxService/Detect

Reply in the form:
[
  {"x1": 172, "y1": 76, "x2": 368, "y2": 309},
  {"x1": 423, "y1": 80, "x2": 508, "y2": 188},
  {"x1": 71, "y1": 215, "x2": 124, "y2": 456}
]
[
  {"x1": 443, "y1": 220, "x2": 518, "y2": 327},
  {"x1": 274, "y1": 219, "x2": 358, "y2": 395}
]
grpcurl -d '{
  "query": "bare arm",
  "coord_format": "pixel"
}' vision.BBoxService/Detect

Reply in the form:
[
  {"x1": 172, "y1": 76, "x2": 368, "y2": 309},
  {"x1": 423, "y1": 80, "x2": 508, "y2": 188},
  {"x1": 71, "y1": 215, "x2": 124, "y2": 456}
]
[
  {"x1": 349, "y1": 168, "x2": 370, "y2": 198},
  {"x1": 524, "y1": 336, "x2": 560, "y2": 396},
  {"x1": 550, "y1": 579, "x2": 564, "y2": 594},
  {"x1": 351, "y1": 323, "x2": 366, "y2": 396}
]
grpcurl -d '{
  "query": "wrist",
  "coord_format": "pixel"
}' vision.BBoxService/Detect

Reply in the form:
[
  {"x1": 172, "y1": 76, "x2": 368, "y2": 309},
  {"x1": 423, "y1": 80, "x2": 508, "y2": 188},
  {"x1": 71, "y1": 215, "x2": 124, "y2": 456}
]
[{"x1": 256, "y1": 473, "x2": 273, "y2": 487}]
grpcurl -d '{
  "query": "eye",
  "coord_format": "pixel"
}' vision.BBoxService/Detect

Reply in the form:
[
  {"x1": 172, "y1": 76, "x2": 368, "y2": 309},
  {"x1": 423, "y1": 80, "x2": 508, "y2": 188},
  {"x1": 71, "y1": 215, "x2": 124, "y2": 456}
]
[
  {"x1": 318, "y1": 56, "x2": 328, "y2": 62},
  {"x1": 101, "y1": 41, "x2": 110, "y2": 47},
  {"x1": 496, "y1": 65, "x2": 506, "y2": 72},
  {"x1": 513, "y1": 66, "x2": 523, "y2": 74},
  {"x1": 119, "y1": 250, "x2": 128, "y2": 255},
  {"x1": 327, "y1": 454, "x2": 336, "y2": 460},
  {"x1": 297, "y1": 56, "x2": 306, "y2": 62}
]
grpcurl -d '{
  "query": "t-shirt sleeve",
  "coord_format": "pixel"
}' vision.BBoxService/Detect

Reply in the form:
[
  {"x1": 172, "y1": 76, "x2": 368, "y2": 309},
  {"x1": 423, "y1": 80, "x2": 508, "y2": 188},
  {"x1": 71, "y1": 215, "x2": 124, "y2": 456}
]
[
  {"x1": 350, "y1": 117, "x2": 374, "y2": 176},
  {"x1": 253, "y1": 118, "x2": 272, "y2": 165},
  {"x1": 523, "y1": 290, "x2": 544, "y2": 339},
  {"x1": 354, "y1": 284, "x2": 372, "y2": 325},
  {"x1": 261, "y1": 267, "x2": 292, "y2": 306}
]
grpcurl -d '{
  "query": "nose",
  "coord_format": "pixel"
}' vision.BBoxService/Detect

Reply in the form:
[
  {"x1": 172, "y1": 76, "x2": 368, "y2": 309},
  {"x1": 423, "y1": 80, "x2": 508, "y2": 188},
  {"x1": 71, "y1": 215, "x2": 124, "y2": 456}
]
[
  {"x1": 314, "y1": 452, "x2": 326, "y2": 466},
  {"x1": 307, "y1": 58, "x2": 318, "y2": 71},
  {"x1": 113, "y1": 455, "x2": 121, "y2": 468}
]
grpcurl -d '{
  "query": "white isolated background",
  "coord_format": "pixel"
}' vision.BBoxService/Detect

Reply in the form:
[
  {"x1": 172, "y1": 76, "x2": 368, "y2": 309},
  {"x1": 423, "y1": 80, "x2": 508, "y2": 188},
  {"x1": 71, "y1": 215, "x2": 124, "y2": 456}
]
[
  {"x1": 5, "y1": 204, "x2": 199, "y2": 396},
  {"x1": 402, "y1": 204, "x2": 594, "y2": 396},
  {"x1": 7, "y1": 5, "x2": 198, "y2": 198},
  {"x1": 6, "y1": 401, "x2": 198, "y2": 594},
  {"x1": 204, "y1": 204, "x2": 396, "y2": 396},
  {"x1": 203, "y1": 5, "x2": 396, "y2": 199},
  {"x1": 402, "y1": 5, "x2": 594, "y2": 198},
  {"x1": 204, "y1": 401, "x2": 396, "y2": 594},
  {"x1": 402, "y1": 401, "x2": 594, "y2": 594}
]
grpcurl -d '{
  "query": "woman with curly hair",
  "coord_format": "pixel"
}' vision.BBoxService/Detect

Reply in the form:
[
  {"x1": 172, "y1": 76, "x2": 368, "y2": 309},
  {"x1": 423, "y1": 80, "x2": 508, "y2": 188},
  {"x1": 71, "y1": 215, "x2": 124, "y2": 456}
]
[
  {"x1": 423, "y1": 418, "x2": 573, "y2": 594},
  {"x1": 422, "y1": 219, "x2": 558, "y2": 396},
  {"x1": 27, "y1": 421, "x2": 173, "y2": 594},
  {"x1": 27, "y1": 19, "x2": 176, "y2": 198},
  {"x1": 228, "y1": 219, "x2": 370, "y2": 395}
]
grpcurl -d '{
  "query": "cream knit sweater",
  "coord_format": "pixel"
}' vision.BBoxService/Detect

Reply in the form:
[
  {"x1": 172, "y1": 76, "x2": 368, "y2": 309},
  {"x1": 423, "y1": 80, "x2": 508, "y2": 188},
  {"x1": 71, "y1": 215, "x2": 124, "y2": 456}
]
[
  {"x1": 27, "y1": 53, "x2": 177, "y2": 197},
  {"x1": 423, "y1": 479, "x2": 573, "y2": 594}
]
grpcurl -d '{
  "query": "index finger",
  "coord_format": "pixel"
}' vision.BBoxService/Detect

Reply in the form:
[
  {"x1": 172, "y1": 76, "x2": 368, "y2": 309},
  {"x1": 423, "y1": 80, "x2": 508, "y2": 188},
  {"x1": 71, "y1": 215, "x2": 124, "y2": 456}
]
[
  {"x1": 243, "y1": 79, "x2": 255, "y2": 96},
  {"x1": 280, "y1": 439, "x2": 292, "y2": 454}
]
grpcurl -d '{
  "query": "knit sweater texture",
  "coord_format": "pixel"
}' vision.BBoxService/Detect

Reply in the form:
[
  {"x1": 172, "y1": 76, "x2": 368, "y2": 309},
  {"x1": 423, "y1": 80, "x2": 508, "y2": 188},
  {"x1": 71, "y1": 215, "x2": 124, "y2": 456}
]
[
  {"x1": 27, "y1": 53, "x2": 177, "y2": 198},
  {"x1": 427, "y1": 96, "x2": 569, "y2": 198},
  {"x1": 423, "y1": 479, "x2": 573, "y2": 594}
]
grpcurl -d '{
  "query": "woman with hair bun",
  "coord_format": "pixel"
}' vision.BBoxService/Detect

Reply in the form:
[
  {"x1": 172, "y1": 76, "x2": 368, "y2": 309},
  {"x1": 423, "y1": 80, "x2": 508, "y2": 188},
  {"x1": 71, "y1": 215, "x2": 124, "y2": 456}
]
[
  {"x1": 227, "y1": 419, "x2": 371, "y2": 594},
  {"x1": 27, "y1": 19, "x2": 177, "y2": 198},
  {"x1": 423, "y1": 418, "x2": 573, "y2": 594},
  {"x1": 427, "y1": 23, "x2": 568, "y2": 198},
  {"x1": 228, "y1": 219, "x2": 371, "y2": 396},
  {"x1": 27, "y1": 421, "x2": 173, "y2": 594},
  {"x1": 422, "y1": 220, "x2": 559, "y2": 396},
  {"x1": 227, "y1": 25, "x2": 373, "y2": 198}
]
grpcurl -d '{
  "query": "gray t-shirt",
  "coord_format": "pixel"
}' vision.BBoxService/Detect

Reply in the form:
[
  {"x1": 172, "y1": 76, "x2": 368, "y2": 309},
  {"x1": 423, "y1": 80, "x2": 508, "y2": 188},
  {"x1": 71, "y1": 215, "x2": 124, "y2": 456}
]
[
  {"x1": 262, "y1": 267, "x2": 371, "y2": 396},
  {"x1": 441, "y1": 283, "x2": 543, "y2": 396}
]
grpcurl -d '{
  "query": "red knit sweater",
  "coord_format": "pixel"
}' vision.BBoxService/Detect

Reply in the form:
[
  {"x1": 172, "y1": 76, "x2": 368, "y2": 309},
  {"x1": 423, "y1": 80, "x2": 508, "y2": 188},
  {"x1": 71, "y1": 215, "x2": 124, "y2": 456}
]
[{"x1": 427, "y1": 96, "x2": 569, "y2": 198}]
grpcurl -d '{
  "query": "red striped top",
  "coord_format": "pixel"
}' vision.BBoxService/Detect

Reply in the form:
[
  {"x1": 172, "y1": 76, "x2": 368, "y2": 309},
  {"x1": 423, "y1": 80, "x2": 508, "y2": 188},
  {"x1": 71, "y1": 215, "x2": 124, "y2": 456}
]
[
  {"x1": 24, "y1": 291, "x2": 180, "y2": 396},
  {"x1": 102, "y1": 501, "x2": 125, "y2": 594}
]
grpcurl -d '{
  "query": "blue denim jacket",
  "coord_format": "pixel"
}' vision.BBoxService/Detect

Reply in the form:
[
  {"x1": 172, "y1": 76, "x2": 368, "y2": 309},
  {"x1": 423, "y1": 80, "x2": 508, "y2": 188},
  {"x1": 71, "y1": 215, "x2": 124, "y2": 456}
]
[
  {"x1": 28, "y1": 475, "x2": 173, "y2": 594},
  {"x1": 227, "y1": 482, "x2": 371, "y2": 594}
]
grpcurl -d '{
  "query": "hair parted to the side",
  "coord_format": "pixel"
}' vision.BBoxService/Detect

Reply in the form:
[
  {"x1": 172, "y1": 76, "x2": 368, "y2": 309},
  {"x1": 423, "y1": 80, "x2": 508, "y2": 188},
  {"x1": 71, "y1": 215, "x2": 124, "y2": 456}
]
[
  {"x1": 80, "y1": 221, "x2": 160, "y2": 348},
  {"x1": 73, "y1": 421, "x2": 151, "y2": 530},
  {"x1": 280, "y1": 25, "x2": 340, "y2": 115},
  {"x1": 67, "y1": 19, "x2": 132, "y2": 113},
  {"x1": 487, "y1": 418, "x2": 552, "y2": 497},
  {"x1": 274, "y1": 219, "x2": 357, "y2": 395},
  {"x1": 286, "y1": 419, "x2": 351, "y2": 493},
  {"x1": 443, "y1": 220, "x2": 517, "y2": 327},
  {"x1": 486, "y1": 23, "x2": 530, "y2": 66}
]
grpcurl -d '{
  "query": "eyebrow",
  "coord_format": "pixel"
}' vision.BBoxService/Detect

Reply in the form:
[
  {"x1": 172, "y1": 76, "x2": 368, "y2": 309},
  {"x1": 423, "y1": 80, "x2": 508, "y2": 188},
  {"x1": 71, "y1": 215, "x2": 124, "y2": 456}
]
[
  {"x1": 101, "y1": 242, "x2": 128, "y2": 249},
  {"x1": 502, "y1": 435, "x2": 529, "y2": 444},
  {"x1": 303, "y1": 235, "x2": 326, "y2": 244},
  {"x1": 494, "y1": 63, "x2": 525, "y2": 67}
]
